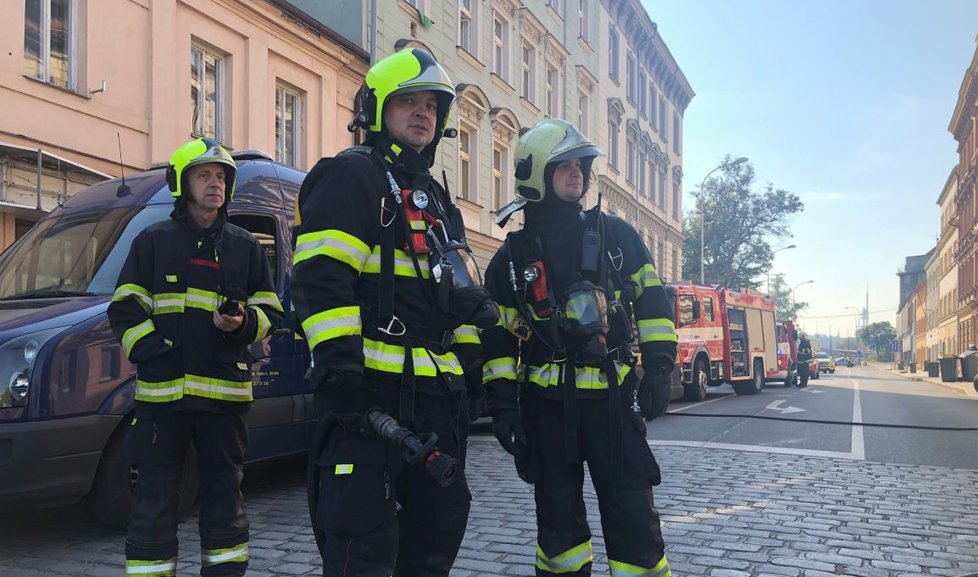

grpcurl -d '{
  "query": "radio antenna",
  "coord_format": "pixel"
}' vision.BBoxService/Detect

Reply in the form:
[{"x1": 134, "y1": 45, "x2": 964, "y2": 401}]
[{"x1": 116, "y1": 132, "x2": 130, "y2": 197}]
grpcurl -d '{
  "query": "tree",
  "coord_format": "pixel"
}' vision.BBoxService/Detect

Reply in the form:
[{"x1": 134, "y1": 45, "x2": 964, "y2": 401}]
[
  {"x1": 856, "y1": 322, "x2": 896, "y2": 360},
  {"x1": 682, "y1": 156, "x2": 803, "y2": 288},
  {"x1": 769, "y1": 273, "x2": 808, "y2": 322}
]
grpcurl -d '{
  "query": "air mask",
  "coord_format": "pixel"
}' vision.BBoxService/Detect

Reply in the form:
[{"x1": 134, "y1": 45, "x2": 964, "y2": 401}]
[
  {"x1": 561, "y1": 280, "x2": 610, "y2": 364},
  {"x1": 428, "y1": 229, "x2": 500, "y2": 330}
]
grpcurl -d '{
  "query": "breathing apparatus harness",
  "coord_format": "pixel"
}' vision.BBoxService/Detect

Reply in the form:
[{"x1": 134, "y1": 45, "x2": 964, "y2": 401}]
[{"x1": 505, "y1": 194, "x2": 639, "y2": 472}]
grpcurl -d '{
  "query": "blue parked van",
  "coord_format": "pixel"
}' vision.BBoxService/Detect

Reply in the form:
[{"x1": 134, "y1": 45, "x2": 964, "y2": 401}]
[{"x1": 0, "y1": 151, "x2": 316, "y2": 527}]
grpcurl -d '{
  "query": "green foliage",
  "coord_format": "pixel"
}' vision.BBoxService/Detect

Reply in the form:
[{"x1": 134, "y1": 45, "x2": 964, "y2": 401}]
[
  {"x1": 856, "y1": 322, "x2": 897, "y2": 360},
  {"x1": 682, "y1": 156, "x2": 804, "y2": 288},
  {"x1": 769, "y1": 273, "x2": 808, "y2": 322}
]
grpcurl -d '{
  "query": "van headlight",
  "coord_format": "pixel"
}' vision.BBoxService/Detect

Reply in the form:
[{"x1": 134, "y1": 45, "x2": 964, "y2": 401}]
[{"x1": 0, "y1": 327, "x2": 67, "y2": 408}]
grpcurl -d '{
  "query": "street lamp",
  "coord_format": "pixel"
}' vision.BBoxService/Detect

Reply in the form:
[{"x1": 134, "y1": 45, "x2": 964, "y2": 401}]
[
  {"x1": 766, "y1": 244, "x2": 797, "y2": 295},
  {"x1": 700, "y1": 156, "x2": 749, "y2": 285},
  {"x1": 791, "y1": 280, "x2": 814, "y2": 307}
]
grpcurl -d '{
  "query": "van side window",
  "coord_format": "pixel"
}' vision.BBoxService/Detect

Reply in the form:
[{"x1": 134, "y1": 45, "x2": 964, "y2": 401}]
[
  {"x1": 678, "y1": 295, "x2": 694, "y2": 325},
  {"x1": 703, "y1": 297, "x2": 715, "y2": 322},
  {"x1": 229, "y1": 213, "x2": 278, "y2": 284}
]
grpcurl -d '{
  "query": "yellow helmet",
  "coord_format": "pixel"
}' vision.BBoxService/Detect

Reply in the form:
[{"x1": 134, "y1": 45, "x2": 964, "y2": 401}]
[
  {"x1": 350, "y1": 48, "x2": 456, "y2": 144},
  {"x1": 513, "y1": 119, "x2": 601, "y2": 202},
  {"x1": 165, "y1": 137, "x2": 236, "y2": 201}
]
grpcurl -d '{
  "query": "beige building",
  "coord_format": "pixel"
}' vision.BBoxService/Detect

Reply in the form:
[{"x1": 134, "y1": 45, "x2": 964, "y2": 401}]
[
  {"x1": 936, "y1": 168, "x2": 960, "y2": 356},
  {"x1": 1, "y1": 0, "x2": 367, "y2": 250},
  {"x1": 373, "y1": 0, "x2": 692, "y2": 274}
]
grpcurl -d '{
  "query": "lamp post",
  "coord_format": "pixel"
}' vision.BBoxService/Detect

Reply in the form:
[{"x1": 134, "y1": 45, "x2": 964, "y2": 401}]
[
  {"x1": 791, "y1": 280, "x2": 814, "y2": 315},
  {"x1": 766, "y1": 244, "x2": 797, "y2": 295},
  {"x1": 699, "y1": 156, "x2": 749, "y2": 285}
]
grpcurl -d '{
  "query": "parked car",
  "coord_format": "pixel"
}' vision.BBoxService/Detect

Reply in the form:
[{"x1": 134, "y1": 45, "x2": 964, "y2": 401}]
[
  {"x1": 815, "y1": 352, "x2": 836, "y2": 374},
  {"x1": 0, "y1": 151, "x2": 315, "y2": 528}
]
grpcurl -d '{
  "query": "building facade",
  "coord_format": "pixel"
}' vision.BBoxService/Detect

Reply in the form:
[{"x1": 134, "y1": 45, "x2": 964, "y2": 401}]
[
  {"x1": 937, "y1": 168, "x2": 960, "y2": 356},
  {"x1": 2, "y1": 0, "x2": 367, "y2": 250}
]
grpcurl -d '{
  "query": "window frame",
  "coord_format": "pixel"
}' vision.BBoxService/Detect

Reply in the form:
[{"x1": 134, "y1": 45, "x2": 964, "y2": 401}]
[
  {"x1": 274, "y1": 82, "x2": 303, "y2": 169},
  {"x1": 458, "y1": 123, "x2": 479, "y2": 204},
  {"x1": 492, "y1": 11, "x2": 511, "y2": 82},
  {"x1": 24, "y1": 0, "x2": 78, "y2": 91},
  {"x1": 191, "y1": 43, "x2": 227, "y2": 142},
  {"x1": 458, "y1": 0, "x2": 479, "y2": 58},
  {"x1": 521, "y1": 39, "x2": 537, "y2": 103}
]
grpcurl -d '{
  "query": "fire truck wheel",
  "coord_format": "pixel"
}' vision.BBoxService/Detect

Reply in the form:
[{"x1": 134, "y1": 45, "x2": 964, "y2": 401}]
[
  {"x1": 684, "y1": 359, "x2": 709, "y2": 401},
  {"x1": 89, "y1": 423, "x2": 199, "y2": 530}
]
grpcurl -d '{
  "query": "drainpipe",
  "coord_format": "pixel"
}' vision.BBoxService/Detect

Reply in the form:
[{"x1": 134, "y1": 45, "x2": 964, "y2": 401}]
[
  {"x1": 369, "y1": 0, "x2": 377, "y2": 63},
  {"x1": 36, "y1": 149, "x2": 43, "y2": 210}
]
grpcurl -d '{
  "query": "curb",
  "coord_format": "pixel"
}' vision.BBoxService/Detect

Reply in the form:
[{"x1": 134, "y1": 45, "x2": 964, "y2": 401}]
[{"x1": 870, "y1": 363, "x2": 978, "y2": 399}]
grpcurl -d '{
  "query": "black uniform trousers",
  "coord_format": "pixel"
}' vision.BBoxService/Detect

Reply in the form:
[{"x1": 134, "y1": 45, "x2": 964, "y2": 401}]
[
  {"x1": 314, "y1": 385, "x2": 471, "y2": 577},
  {"x1": 524, "y1": 389, "x2": 666, "y2": 576},
  {"x1": 126, "y1": 406, "x2": 249, "y2": 577}
]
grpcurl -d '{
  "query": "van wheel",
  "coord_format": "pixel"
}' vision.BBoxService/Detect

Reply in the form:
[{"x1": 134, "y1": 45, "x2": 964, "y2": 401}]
[
  {"x1": 684, "y1": 359, "x2": 709, "y2": 401},
  {"x1": 89, "y1": 426, "x2": 199, "y2": 530}
]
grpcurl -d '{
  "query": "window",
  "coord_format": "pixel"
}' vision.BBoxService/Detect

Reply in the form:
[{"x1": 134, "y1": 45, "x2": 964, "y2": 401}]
[
  {"x1": 608, "y1": 25, "x2": 620, "y2": 81},
  {"x1": 673, "y1": 111, "x2": 682, "y2": 154},
  {"x1": 546, "y1": 63, "x2": 559, "y2": 117},
  {"x1": 650, "y1": 85, "x2": 658, "y2": 131},
  {"x1": 626, "y1": 53, "x2": 636, "y2": 103},
  {"x1": 229, "y1": 214, "x2": 280, "y2": 284},
  {"x1": 657, "y1": 238, "x2": 665, "y2": 276},
  {"x1": 547, "y1": 0, "x2": 561, "y2": 12},
  {"x1": 459, "y1": 0, "x2": 479, "y2": 57},
  {"x1": 578, "y1": 90, "x2": 589, "y2": 136},
  {"x1": 639, "y1": 70, "x2": 648, "y2": 118},
  {"x1": 459, "y1": 125, "x2": 478, "y2": 203},
  {"x1": 650, "y1": 159, "x2": 658, "y2": 204},
  {"x1": 703, "y1": 297, "x2": 715, "y2": 322},
  {"x1": 672, "y1": 180, "x2": 680, "y2": 220},
  {"x1": 679, "y1": 295, "x2": 694, "y2": 326},
  {"x1": 493, "y1": 145, "x2": 511, "y2": 210},
  {"x1": 658, "y1": 166, "x2": 666, "y2": 208},
  {"x1": 625, "y1": 134, "x2": 635, "y2": 184},
  {"x1": 578, "y1": 0, "x2": 589, "y2": 42},
  {"x1": 275, "y1": 83, "x2": 302, "y2": 168},
  {"x1": 658, "y1": 96, "x2": 667, "y2": 138},
  {"x1": 638, "y1": 150, "x2": 647, "y2": 197},
  {"x1": 24, "y1": 0, "x2": 76, "y2": 90},
  {"x1": 493, "y1": 12, "x2": 510, "y2": 81},
  {"x1": 672, "y1": 249, "x2": 679, "y2": 284},
  {"x1": 608, "y1": 121, "x2": 619, "y2": 169},
  {"x1": 191, "y1": 44, "x2": 225, "y2": 141},
  {"x1": 521, "y1": 41, "x2": 536, "y2": 102}
]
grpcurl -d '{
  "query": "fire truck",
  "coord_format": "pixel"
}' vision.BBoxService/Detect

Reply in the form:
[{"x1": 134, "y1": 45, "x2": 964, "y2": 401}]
[{"x1": 664, "y1": 282, "x2": 779, "y2": 399}]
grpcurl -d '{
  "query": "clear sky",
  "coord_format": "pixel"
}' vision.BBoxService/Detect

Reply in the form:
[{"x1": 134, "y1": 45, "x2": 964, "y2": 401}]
[{"x1": 642, "y1": 0, "x2": 978, "y2": 340}]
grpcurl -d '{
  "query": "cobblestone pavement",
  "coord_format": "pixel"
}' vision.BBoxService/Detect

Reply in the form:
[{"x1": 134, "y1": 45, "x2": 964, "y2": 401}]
[{"x1": 2, "y1": 436, "x2": 978, "y2": 576}]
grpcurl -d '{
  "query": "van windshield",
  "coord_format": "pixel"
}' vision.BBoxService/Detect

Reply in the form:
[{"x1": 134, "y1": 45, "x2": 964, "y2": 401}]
[{"x1": 0, "y1": 204, "x2": 171, "y2": 299}]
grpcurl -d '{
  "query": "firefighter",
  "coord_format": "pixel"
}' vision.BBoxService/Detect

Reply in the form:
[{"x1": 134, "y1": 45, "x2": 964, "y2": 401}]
[
  {"x1": 291, "y1": 47, "x2": 496, "y2": 576},
  {"x1": 796, "y1": 332, "x2": 814, "y2": 387},
  {"x1": 108, "y1": 137, "x2": 284, "y2": 577},
  {"x1": 483, "y1": 119, "x2": 678, "y2": 576}
]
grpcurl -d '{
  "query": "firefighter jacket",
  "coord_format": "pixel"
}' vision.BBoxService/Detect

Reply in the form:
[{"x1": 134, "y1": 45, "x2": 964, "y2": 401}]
[
  {"x1": 797, "y1": 338, "x2": 814, "y2": 362},
  {"x1": 291, "y1": 138, "x2": 479, "y2": 396},
  {"x1": 108, "y1": 211, "x2": 283, "y2": 408},
  {"x1": 482, "y1": 201, "x2": 677, "y2": 409}
]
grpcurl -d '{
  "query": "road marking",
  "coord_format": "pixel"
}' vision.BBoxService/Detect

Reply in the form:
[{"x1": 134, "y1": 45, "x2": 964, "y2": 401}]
[
  {"x1": 648, "y1": 439, "x2": 862, "y2": 460},
  {"x1": 666, "y1": 393, "x2": 732, "y2": 412},
  {"x1": 801, "y1": 388, "x2": 824, "y2": 394},
  {"x1": 851, "y1": 379, "x2": 865, "y2": 460},
  {"x1": 765, "y1": 399, "x2": 805, "y2": 414}
]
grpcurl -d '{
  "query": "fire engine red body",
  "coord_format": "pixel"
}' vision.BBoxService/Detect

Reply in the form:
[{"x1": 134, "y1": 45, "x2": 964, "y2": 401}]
[{"x1": 665, "y1": 282, "x2": 779, "y2": 400}]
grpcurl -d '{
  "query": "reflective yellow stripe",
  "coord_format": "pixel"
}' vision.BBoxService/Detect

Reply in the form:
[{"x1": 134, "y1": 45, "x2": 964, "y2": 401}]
[
  {"x1": 362, "y1": 246, "x2": 431, "y2": 278},
  {"x1": 248, "y1": 290, "x2": 284, "y2": 312},
  {"x1": 122, "y1": 318, "x2": 156, "y2": 358},
  {"x1": 630, "y1": 263, "x2": 662, "y2": 299},
  {"x1": 136, "y1": 374, "x2": 252, "y2": 403},
  {"x1": 202, "y1": 543, "x2": 249, "y2": 567},
  {"x1": 498, "y1": 305, "x2": 519, "y2": 330},
  {"x1": 637, "y1": 318, "x2": 678, "y2": 344},
  {"x1": 251, "y1": 306, "x2": 272, "y2": 341},
  {"x1": 483, "y1": 357, "x2": 518, "y2": 382},
  {"x1": 363, "y1": 338, "x2": 464, "y2": 377},
  {"x1": 335, "y1": 464, "x2": 354, "y2": 475},
  {"x1": 302, "y1": 306, "x2": 362, "y2": 349},
  {"x1": 409, "y1": 219, "x2": 426, "y2": 231},
  {"x1": 186, "y1": 287, "x2": 222, "y2": 312},
  {"x1": 152, "y1": 292, "x2": 185, "y2": 315},
  {"x1": 609, "y1": 555, "x2": 671, "y2": 577},
  {"x1": 536, "y1": 540, "x2": 593, "y2": 573},
  {"x1": 126, "y1": 557, "x2": 177, "y2": 576},
  {"x1": 294, "y1": 228, "x2": 371, "y2": 271},
  {"x1": 113, "y1": 283, "x2": 153, "y2": 313},
  {"x1": 453, "y1": 324, "x2": 480, "y2": 345},
  {"x1": 525, "y1": 362, "x2": 631, "y2": 389}
]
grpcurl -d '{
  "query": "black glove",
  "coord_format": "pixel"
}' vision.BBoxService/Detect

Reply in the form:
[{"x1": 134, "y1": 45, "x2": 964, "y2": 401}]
[
  {"x1": 491, "y1": 409, "x2": 526, "y2": 458},
  {"x1": 638, "y1": 357, "x2": 674, "y2": 421},
  {"x1": 320, "y1": 371, "x2": 382, "y2": 423}
]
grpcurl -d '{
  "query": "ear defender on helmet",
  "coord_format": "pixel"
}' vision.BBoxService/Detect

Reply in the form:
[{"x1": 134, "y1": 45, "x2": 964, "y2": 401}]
[{"x1": 166, "y1": 137, "x2": 237, "y2": 203}]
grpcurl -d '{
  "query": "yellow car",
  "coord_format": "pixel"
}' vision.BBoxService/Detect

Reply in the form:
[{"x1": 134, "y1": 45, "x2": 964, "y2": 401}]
[{"x1": 814, "y1": 352, "x2": 836, "y2": 374}]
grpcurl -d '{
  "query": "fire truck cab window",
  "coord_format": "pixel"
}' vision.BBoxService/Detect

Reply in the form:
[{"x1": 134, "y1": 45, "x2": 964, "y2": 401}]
[
  {"x1": 679, "y1": 295, "x2": 694, "y2": 325},
  {"x1": 703, "y1": 297, "x2": 715, "y2": 322}
]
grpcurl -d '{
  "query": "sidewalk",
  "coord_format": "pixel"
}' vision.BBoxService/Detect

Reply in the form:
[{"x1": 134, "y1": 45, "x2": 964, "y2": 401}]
[{"x1": 869, "y1": 360, "x2": 978, "y2": 399}]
